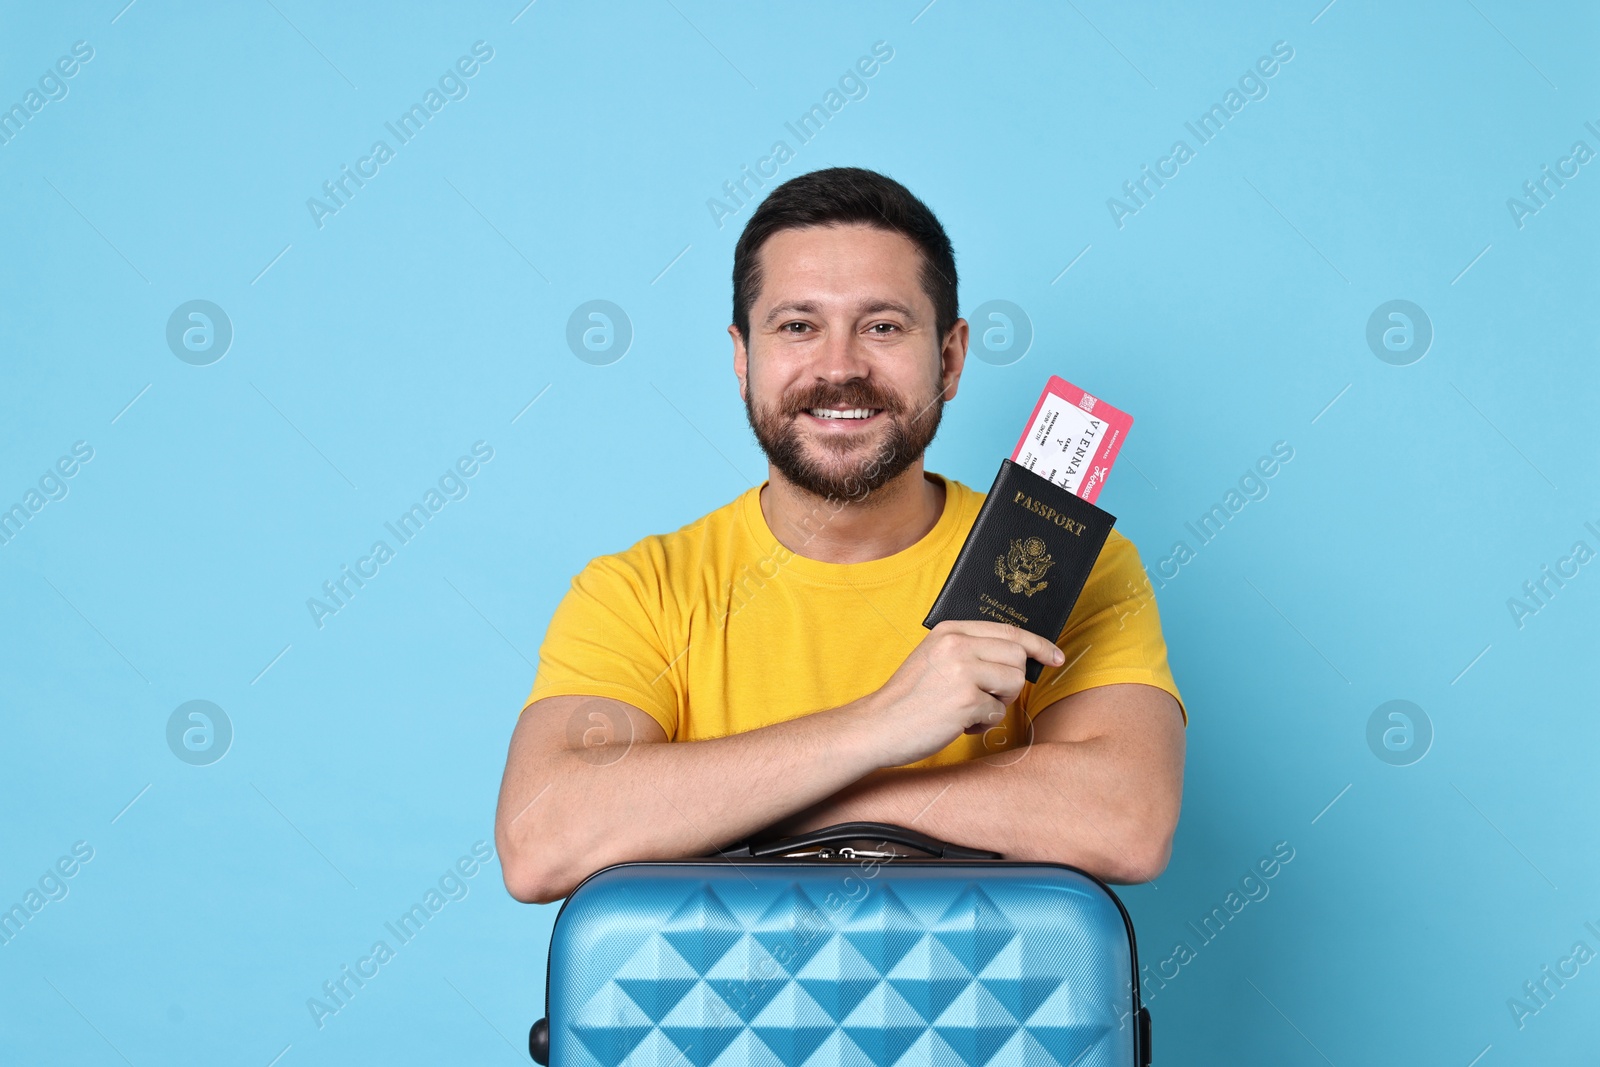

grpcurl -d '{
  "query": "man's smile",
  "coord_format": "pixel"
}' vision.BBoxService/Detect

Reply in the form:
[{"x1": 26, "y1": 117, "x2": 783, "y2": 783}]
[{"x1": 801, "y1": 406, "x2": 885, "y2": 428}]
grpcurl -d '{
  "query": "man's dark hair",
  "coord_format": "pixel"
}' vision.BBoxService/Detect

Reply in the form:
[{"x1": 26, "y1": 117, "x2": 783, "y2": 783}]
[{"x1": 731, "y1": 166, "x2": 958, "y2": 346}]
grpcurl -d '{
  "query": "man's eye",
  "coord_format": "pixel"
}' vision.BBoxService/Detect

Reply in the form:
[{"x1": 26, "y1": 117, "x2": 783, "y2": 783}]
[
  {"x1": 781, "y1": 322, "x2": 811, "y2": 334},
  {"x1": 868, "y1": 322, "x2": 901, "y2": 334}
]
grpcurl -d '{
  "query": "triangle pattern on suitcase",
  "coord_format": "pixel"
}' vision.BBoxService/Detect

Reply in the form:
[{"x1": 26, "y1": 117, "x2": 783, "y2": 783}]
[
  {"x1": 838, "y1": 980, "x2": 929, "y2": 1067},
  {"x1": 930, "y1": 885, "x2": 1016, "y2": 975},
  {"x1": 704, "y1": 934, "x2": 792, "y2": 1023},
  {"x1": 840, "y1": 884, "x2": 924, "y2": 976},
  {"x1": 629, "y1": 1029, "x2": 711, "y2": 1067},
  {"x1": 748, "y1": 981, "x2": 838, "y2": 1067},
  {"x1": 658, "y1": 981, "x2": 748, "y2": 1067},
  {"x1": 997, "y1": 1028, "x2": 1108, "y2": 1067},
  {"x1": 893, "y1": 1027, "x2": 981, "y2": 1067},
  {"x1": 972, "y1": 939, "x2": 1063, "y2": 1024},
  {"x1": 883, "y1": 935, "x2": 972, "y2": 1024},
  {"x1": 556, "y1": 869, "x2": 1133, "y2": 1067},
  {"x1": 929, "y1": 980, "x2": 1022, "y2": 1067},
  {"x1": 662, "y1": 885, "x2": 745, "y2": 975},
  {"x1": 795, "y1": 935, "x2": 882, "y2": 1024},
  {"x1": 615, "y1": 934, "x2": 703, "y2": 1024},
  {"x1": 706, "y1": 1027, "x2": 792, "y2": 1067},
  {"x1": 751, "y1": 882, "x2": 837, "y2": 974},
  {"x1": 570, "y1": 982, "x2": 657, "y2": 1067},
  {"x1": 1017, "y1": 979, "x2": 1113, "y2": 1064},
  {"x1": 793, "y1": 1030, "x2": 882, "y2": 1067}
]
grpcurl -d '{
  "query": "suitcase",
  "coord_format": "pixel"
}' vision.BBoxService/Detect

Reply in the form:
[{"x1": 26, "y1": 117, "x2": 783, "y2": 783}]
[{"x1": 528, "y1": 822, "x2": 1152, "y2": 1066}]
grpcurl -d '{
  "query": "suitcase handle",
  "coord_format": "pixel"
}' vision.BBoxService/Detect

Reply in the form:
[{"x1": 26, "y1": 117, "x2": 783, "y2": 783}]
[{"x1": 729, "y1": 821, "x2": 1002, "y2": 860}]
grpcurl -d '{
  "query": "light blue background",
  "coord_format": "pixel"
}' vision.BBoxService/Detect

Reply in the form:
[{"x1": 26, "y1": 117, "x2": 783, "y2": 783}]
[{"x1": 2, "y1": 1, "x2": 1596, "y2": 1063}]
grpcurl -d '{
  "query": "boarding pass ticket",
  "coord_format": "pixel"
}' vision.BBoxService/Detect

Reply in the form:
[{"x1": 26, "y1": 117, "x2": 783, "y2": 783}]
[{"x1": 1009, "y1": 375, "x2": 1133, "y2": 504}]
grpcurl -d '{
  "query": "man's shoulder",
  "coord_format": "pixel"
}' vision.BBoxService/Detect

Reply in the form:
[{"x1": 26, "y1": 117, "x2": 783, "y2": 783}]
[{"x1": 570, "y1": 488, "x2": 751, "y2": 587}]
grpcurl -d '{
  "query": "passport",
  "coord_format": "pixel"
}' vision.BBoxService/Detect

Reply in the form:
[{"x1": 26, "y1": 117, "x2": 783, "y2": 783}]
[{"x1": 923, "y1": 458, "x2": 1117, "y2": 683}]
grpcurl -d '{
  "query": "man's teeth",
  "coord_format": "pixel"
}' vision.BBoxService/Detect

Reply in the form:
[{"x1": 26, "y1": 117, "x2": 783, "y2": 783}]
[{"x1": 808, "y1": 408, "x2": 879, "y2": 419}]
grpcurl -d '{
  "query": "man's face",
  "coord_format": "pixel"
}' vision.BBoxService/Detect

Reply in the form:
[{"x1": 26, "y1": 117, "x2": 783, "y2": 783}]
[{"x1": 732, "y1": 223, "x2": 965, "y2": 503}]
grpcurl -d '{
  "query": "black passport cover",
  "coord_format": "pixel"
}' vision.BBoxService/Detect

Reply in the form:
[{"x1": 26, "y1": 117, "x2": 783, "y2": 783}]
[{"x1": 924, "y1": 459, "x2": 1116, "y2": 683}]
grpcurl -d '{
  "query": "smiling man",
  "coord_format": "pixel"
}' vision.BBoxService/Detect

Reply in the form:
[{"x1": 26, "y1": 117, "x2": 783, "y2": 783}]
[{"x1": 495, "y1": 167, "x2": 1186, "y2": 904}]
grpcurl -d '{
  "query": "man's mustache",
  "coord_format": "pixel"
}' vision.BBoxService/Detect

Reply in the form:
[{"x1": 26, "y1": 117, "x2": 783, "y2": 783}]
[{"x1": 784, "y1": 388, "x2": 902, "y2": 416}]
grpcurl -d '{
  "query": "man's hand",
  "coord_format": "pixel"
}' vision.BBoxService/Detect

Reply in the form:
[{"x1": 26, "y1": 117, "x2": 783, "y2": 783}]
[{"x1": 856, "y1": 620, "x2": 1066, "y2": 768}]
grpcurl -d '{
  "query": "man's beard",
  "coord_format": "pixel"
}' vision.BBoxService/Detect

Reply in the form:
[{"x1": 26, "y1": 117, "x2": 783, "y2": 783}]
[{"x1": 744, "y1": 376, "x2": 944, "y2": 504}]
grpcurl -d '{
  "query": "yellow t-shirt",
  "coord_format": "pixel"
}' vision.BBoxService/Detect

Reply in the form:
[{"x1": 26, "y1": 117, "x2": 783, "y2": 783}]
[{"x1": 525, "y1": 472, "x2": 1185, "y2": 769}]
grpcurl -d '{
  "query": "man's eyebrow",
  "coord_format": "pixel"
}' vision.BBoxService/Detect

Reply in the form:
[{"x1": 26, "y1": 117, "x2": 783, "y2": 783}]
[
  {"x1": 762, "y1": 299, "x2": 920, "y2": 326},
  {"x1": 860, "y1": 300, "x2": 918, "y2": 321},
  {"x1": 763, "y1": 301, "x2": 820, "y2": 326}
]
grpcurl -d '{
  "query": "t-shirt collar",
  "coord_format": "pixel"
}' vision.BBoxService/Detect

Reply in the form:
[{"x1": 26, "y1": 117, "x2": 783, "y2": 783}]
[{"x1": 737, "y1": 471, "x2": 969, "y2": 586}]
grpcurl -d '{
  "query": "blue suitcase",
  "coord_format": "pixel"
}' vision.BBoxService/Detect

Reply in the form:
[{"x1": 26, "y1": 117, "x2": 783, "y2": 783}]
[{"x1": 529, "y1": 823, "x2": 1152, "y2": 1066}]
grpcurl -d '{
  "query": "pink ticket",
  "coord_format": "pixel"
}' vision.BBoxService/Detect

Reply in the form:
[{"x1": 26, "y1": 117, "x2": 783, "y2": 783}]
[{"x1": 1009, "y1": 376, "x2": 1133, "y2": 504}]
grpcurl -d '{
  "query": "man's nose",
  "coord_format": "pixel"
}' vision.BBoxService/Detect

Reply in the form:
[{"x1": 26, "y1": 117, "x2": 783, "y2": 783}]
[{"x1": 813, "y1": 327, "x2": 871, "y2": 384}]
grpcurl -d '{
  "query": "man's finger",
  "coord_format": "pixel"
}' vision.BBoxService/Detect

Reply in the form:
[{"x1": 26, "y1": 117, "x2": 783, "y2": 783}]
[
  {"x1": 983, "y1": 623, "x2": 1065, "y2": 667},
  {"x1": 964, "y1": 636, "x2": 1028, "y2": 670},
  {"x1": 1018, "y1": 631, "x2": 1067, "y2": 667},
  {"x1": 934, "y1": 619, "x2": 1065, "y2": 666}
]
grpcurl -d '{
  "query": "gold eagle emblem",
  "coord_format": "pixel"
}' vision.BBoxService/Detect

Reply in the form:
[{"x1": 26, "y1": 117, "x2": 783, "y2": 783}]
[{"x1": 995, "y1": 536, "x2": 1054, "y2": 597}]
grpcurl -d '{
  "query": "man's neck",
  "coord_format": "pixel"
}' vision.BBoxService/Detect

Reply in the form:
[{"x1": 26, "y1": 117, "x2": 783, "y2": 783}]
[{"x1": 759, "y1": 462, "x2": 947, "y2": 564}]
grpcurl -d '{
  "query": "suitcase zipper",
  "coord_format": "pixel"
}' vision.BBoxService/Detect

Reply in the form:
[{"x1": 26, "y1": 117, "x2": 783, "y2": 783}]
[{"x1": 769, "y1": 846, "x2": 906, "y2": 860}]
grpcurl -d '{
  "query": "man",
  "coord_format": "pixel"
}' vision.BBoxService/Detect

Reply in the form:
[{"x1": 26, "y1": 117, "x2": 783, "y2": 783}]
[{"x1": 495, "y1": 167, "x2": 1186, "y2": 905}]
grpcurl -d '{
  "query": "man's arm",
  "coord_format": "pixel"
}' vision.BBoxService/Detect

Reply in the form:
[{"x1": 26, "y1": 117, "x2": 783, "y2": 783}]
[
  {"x1": 495, "y1": 620, "x2": 1069, "y2": 904},
  {"x1": 758, "y1": 682, "x2": 1185, "y2": 884},
  {"x1": 495, "y1": 692, "x2": 890, "y2": 905}
]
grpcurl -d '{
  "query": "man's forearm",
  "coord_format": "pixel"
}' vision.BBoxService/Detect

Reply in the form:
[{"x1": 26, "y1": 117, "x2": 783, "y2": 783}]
[
  {"x1": 763, "y1": 738, "x2": 1177, "y2": 883},
  {"x1": 499, "y1": 695, "x2": 894, "y2": 903}
]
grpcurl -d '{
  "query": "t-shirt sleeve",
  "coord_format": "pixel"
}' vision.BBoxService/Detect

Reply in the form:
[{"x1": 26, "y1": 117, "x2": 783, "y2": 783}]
[
  {"x1": 523, "y1": 549, "x2": 681, "y2": 740},
  {"x1": 1023, "y1": 530, "x2": 1187, "y2": 725}
]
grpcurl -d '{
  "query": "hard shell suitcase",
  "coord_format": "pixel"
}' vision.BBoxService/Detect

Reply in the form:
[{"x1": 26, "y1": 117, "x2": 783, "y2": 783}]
[{"x1": 529, "y1": 822, "x2": 1152, "y2": 1067}]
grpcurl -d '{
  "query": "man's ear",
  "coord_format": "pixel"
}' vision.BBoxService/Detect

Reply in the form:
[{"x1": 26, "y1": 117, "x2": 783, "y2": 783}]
[
  {"x1": 729, "y1": 323, "x2": 749, "y2": 403},
  {"x1": 939, "y1": 317, "x2": 970, "y2": 401}
]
